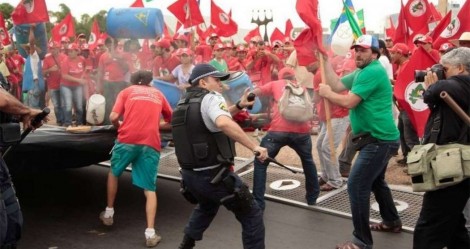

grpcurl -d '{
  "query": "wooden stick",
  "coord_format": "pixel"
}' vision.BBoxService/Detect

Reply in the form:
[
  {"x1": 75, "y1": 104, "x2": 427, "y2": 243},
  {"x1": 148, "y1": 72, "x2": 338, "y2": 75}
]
[{"x1": 319, "y1": 53, "x2": 337, "y2": 163}]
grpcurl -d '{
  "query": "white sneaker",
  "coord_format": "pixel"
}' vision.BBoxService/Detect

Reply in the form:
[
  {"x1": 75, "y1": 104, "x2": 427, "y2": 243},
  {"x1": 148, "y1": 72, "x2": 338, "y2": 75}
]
[
  {"x1": 99, "y1": 211, "x2": 113, "y2": 226},
  {"x1": 146, "y1": 234, "x2": 162, "y2": 247}
]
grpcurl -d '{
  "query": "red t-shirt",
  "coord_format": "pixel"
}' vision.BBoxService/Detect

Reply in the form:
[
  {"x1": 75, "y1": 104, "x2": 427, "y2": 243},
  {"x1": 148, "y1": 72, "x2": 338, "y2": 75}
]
[
  {"x1": 98, "y1": 52, "x2": 129, "y2": 82},
  {"x1": 152, "y1": 55, "x2": 180, "y2": 77},
  {"x1": 247, "y1": 52, "x2": 275, "y2": 86},
  {"x1": 43, "y1": 53, "x2": 66, "y2": 89},
  {"x1": 11, "y1": 54, "x2": 25, "y2": 72},
  {"x1": 61, "y1": 56, "x2": 86, "y2": 87},
  {"x1": 258, "y1": 80, "x2": 311, "y2": 133},
  {"x1": 194, "y1": 44, "x2": 213, "y2": 63},
  {"x1": 313, "y1": 72, "x2": 349, "y2": 121},
  {"x1": 113, "y1": 85, "x2": 173, "y2": 151}
]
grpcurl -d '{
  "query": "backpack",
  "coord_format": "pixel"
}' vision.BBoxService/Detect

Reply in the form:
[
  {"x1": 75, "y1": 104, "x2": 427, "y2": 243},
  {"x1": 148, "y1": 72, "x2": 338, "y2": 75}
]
[{"x1": 278, "y1": 80, "x2": 314, "y2": 122}]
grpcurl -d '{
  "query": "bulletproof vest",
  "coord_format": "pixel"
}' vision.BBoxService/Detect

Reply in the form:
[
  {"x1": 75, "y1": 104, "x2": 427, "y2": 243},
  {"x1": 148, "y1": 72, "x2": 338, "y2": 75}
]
[{"x1": 171, "y1": 87, "x2": 236, "y2": 169}]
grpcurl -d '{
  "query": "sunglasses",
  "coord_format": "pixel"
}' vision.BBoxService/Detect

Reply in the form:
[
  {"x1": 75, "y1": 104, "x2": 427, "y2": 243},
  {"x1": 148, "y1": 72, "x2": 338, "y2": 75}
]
[{"x1": 257, "y1": 41, "x2": 265, "y2": 46}]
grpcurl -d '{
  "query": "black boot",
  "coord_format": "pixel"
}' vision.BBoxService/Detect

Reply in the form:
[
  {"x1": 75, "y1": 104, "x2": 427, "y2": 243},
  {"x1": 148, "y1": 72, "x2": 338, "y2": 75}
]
[{"x1": 178, "y1": 235, "x2": 195, "y2": 249}]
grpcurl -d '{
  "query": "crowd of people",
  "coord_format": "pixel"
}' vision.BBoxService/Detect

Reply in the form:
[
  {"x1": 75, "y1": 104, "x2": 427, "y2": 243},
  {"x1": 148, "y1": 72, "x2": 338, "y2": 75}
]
[{"x1": 1, "y1": 17, "x2": 470, "y2": 248}]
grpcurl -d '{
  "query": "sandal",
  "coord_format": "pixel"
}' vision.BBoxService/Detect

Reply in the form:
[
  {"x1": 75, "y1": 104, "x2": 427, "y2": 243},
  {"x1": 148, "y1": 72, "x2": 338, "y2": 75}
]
[
  {"x1": 369, "y1": 222, "x2": 402, "y2": 233},
  {"x1": 320, "y1": 183, "x2": 336, "y2": 191},
  {"x1": 335, "y1": 241, "x2": 361, "y2": 249}
]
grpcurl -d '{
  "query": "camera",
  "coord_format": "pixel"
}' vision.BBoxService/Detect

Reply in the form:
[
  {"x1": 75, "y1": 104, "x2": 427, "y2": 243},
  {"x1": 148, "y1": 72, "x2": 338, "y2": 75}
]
[{"x1": 415, "y1": 64, "x2": 445, "y2": 82}]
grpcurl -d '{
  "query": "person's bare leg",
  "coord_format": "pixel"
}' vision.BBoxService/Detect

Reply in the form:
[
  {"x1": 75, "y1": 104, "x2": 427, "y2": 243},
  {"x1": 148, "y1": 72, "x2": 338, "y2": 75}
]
[
  {"x1": 107, "y1": 172, "x2": 119, "y2": 208},
  {"x1": 144, "y1": 190, "x2": 157, "y2": 228}
]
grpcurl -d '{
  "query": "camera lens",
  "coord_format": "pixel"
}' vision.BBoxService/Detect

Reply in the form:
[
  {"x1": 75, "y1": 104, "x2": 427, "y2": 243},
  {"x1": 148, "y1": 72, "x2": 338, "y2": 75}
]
[{"x1": 414, "y1": 70, "x2": 426, "y2": 82}]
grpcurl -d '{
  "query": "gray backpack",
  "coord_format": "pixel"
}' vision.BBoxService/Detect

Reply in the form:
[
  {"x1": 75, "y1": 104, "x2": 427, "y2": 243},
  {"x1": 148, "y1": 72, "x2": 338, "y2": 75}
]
[{"x1": 278, "y1": 80, "x2": 314, "y2": 122}]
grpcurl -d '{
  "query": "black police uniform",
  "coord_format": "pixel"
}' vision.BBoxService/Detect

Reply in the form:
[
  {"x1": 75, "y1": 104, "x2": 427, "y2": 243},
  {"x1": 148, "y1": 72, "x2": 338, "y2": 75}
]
[{"x1": 171, "y1": 87, "x2": 265, "y2": 249}]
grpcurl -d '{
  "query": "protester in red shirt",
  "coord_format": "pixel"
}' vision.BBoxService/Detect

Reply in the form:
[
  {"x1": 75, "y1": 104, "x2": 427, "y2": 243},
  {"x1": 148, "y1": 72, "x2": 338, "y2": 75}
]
[
  {"x1": 152, "y1": 39, "x2": 180, "y2": 79},
  {"x1": 99, "y1": 70, "x2": 172, "y2": 248},
  {"x1": 246, "y1": 37, "x2": 280, "y2": 86},
  {"x1": 97, "y1": 38, "x2": 131, "y2": 125},
  {"x1": 61, "y1": 43, "x2": 87, "y2": 127},
  {"x1": 43, "y1": 41, "x2": 67, "y2": 125},
  {"x1": 228, "y1": 45, "x2": 248, "y2": 72},
  {"x1": 414, "y1": 35, "x2": 440, "y2": 62}
]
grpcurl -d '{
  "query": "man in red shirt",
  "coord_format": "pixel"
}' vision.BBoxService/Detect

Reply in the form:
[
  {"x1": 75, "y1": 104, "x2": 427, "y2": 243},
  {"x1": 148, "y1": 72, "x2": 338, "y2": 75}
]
[
  {"x1": 43, "y1": 41, "x2": 67, "y2": 125},
  {"x1": 152, "y1": 39, "x2": 180, "y2": 79},
  {"x1": 250, "y1": 67, "x2": 320, "y2": 209},
  {"x1": 99, "y1": 70, "x2": 172, "y2": 248},
  {"x1": 414, "y1": 35, "x2": 440, "y2": 62},
  {"x1": 97, "y1": 38, "x2": 131, "y2": 125},
  {"x1": 246, "y1": 37, "x2": 280, "y2": 86}
]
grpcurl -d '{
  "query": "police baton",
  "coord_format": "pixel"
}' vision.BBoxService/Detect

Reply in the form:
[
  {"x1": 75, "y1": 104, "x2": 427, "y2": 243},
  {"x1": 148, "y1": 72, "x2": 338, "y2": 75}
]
[
  {"x1": 3, "y1": 107, "x2": 50, "y2": 159},
  {"x1": 254, "y1": 151, "x2": 297, "y2": 174}
]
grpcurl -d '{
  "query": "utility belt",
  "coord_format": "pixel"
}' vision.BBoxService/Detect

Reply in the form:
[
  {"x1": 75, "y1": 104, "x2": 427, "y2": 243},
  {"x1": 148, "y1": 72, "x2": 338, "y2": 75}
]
[{"x1": 407, "y1": 143, "x2": 470, "y2": 192}]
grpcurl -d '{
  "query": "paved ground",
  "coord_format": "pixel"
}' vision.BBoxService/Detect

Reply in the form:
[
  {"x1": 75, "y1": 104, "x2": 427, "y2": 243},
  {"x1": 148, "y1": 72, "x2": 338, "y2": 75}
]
[{"x1": 12, "y1": 165, "x2": 413, "y2": 249}]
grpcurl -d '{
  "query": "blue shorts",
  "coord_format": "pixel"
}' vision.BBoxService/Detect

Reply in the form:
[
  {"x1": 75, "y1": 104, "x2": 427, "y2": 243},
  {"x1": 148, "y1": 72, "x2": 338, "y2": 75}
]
[{"x1": 110, "y1": 141, "x2": 160, "y2": 191}]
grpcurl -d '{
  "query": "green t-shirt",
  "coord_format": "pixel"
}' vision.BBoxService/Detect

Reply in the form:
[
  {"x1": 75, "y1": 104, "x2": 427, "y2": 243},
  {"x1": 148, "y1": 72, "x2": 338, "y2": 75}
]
[
  {"x1": 209, "y1": 59, "x2": 228, "y2": 73},
  {"x1": 341, "y1": 60, "x2": 399, "y2": 141}
]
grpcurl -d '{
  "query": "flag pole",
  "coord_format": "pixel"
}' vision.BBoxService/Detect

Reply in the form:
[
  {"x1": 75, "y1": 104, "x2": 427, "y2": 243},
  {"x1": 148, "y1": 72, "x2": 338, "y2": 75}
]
[{"x1": 319, "y1": 53, "x2": 337, "y2": 163}]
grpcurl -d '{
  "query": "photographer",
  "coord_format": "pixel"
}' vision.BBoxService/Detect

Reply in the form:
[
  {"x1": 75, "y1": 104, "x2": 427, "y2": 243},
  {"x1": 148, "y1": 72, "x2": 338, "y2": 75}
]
[
  {"x1": 0, "y1": 87, "x2": 47, "y2": 248},
  {"x1": 413, "y1": 47, "x2": 470, "y2": 249}
]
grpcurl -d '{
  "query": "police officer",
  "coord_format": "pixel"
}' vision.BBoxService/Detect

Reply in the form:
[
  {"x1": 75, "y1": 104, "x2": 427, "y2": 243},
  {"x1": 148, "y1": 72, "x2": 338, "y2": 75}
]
[
  {"x1": 0, "y1": 87, "x2": 47, "y2": 248},
  {"x1": 171, "y1": 64, "x2": 268, "y2": 249}
]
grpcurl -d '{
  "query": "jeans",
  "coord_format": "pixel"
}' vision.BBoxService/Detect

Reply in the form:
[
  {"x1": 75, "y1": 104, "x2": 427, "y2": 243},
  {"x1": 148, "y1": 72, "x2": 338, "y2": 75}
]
[
  {"x1": 316, "y1": 117, "x2": 350, "y2": 188},
  {"x1": 253, "y1": 132, "x2": 320, "y2": 210},
  {"x1": 49, "y1": 89, "x2": 64, "y2": 125},
  {"x1": 181, "y1": 169, "x2": 265, "y2": 249},
  {"x1": 348, "y1": 140, "x2": 401, "y2": 249},
  {"x1": 413, "y1": 179, "x2": 470, "y2": 249},
  {"x1": 397, "y1": 111, "x2": 419, "y2": 158},
  {"x1": 60, "y1": 85, "x2": 84, "y2": 126},
  {"x1": 25, "y1": 84, "x2": 45, "y2": 109}
]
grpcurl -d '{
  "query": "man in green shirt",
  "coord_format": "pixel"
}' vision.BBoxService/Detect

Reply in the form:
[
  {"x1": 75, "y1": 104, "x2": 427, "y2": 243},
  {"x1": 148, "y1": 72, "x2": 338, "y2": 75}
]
[{"x1": 319, "y1": 35, "x2": 401, "y2": 249}]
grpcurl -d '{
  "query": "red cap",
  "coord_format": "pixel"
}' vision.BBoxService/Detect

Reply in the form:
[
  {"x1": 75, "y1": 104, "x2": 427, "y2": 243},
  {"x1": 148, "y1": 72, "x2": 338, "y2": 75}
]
[
  {"x1": 177, "y1": 48, "x2": 193, "y2": 56},
  {"x1": 67, "y1": 43, "x2": 80, "y2": 50},
  {"x1": 283, "y1": 37, "x2": 292, "y2": 44},
  {"x1": 61, "y1": 37, "x2": 70, "y2": 43},
  {"x1": 389, "y1": 43, "x2": 410, "y2": 55},
  {"x1": 48, "y1": 41, "x2": 61, "y2": 49},
  {"x1": 77, "y1": 33, "x2": 86, "y2": 38},
  {"x1": 236, "y1": 45, "x2": 246, "y2": 52},
  {"x1": 80, "y1": 43, "x2": 90, "y2": 50},
  {"x1": 278, "y1": 67, "x2": 296, "y2": 80},
  {"x1": 414, "y1": 35, "x2": 433, "y2": 44},
  {"x1": 97, "y1": 39, "x2": 105, "y2": 46},
  {"x1": 224, "y1": 43, "x2": 233, "y2": 49},
  {"x1": 439, "y1": 42, "x2": 455, "y2": 52},
  {"x1": 155, "y1": 39, "x2": 171, "y2": 49},
  {"x1": 213, "y1": 43, "x2": 224, "y2": 50},
  {"x1": 209, "y1": 33, "x2": 218, "y2": 38}
]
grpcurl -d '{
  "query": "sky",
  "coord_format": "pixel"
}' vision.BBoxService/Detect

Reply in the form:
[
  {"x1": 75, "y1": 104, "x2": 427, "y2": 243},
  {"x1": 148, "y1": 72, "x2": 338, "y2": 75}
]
[{"x1": 3, "y1": 0, "x2": 467, "y2": 35}]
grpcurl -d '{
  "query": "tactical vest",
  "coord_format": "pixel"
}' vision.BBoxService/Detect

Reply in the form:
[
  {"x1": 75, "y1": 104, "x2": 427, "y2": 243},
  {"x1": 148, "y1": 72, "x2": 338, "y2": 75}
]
[{"x1": 171, "y1": 87, "x2": 235, "y2": 169}]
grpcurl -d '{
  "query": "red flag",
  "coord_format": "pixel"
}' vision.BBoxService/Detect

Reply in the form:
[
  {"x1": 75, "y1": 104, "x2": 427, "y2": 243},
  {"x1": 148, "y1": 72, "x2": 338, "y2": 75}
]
[
  {"x1": 270, "y1": 28, "x2": 285, "y2": 46},
  {"x1": 434, "y1": 0, "x2": 470, "y2": 49},
  {"x1": 294, "y1": 0, "x2": 325, "y2": 65},
  {"x1": 394, "y1": 1, "x2": 410, "y2": 44},
  {"x1": 430, "y1": 10, "x2": 451, "y2": 47},
  {"x1": 88, "y1": 18, "x2": 100, "y2": 49},
  {"x1": 385, "y1": 16, "x2": 396, "y2": 39},
  {"x1": 0, "y1": 13, "x2": 11, "y2": 45},
  {"x1": 130, "y1": 0, "x2": 145, "y2": 7},
  {"x1": 404, "y1": 0, "x2": 432, "y2": 33},
  {"x1": 429, "y1": 3, "x2": 442, "y2": 22},
  {"x1": 167, "y1": 0, "x2": 204, "y2": 28},
  {"x1": 393, "y1": 47, "x2": 438, "y2": 137},
  {"x1": 51, "y1": 13, "x2": 75, "y2": 43},
  {"x1": 243, "y1": 26, "x2": 261, "y2": 44},
  {"x1": 12, "y1": 0, "x2": 49, "y2": 25},
  {"x1": 285, "y1": 19, "x2": 294, "y2": 41},
  {"x1": 210, "y1": 0, "x2": 237, "y2": 37}
]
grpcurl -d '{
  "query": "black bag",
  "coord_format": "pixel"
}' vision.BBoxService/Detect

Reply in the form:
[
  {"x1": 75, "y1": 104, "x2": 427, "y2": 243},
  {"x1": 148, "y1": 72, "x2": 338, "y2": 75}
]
[
  {"x1": 351, "y1": 132, "x2": 378, "y2": 151},
  {"x1": 0, "y1": 123, "x2": 21, "y2": 147}
]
